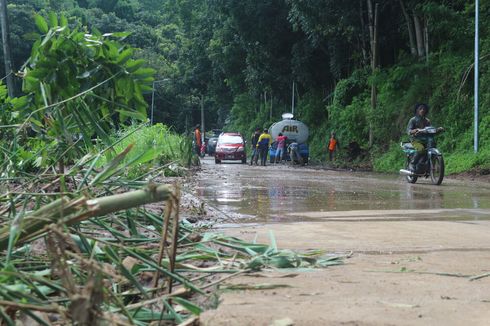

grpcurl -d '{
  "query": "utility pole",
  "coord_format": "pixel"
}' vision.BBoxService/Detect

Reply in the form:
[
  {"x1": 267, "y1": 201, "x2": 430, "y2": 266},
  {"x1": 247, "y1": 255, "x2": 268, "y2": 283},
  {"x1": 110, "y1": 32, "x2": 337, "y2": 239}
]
[
  {"x1": 150, "y1": 80, "x2": 156, "y2": 124},
  {"x1": 474, "y1": 0, "x2": 479, "y2": 153},
  {"x1": 0, "y1": 0, "x2": 15, "y2": 97},
  {"x1": 291, "y1": 81, "x2": 295, "y2": 116},
  {"x1": 270, "y1": 92, "x2": 273, "y2": 120},
  {"x1": 200, "y1": 95, "x2": 205, "y2": 144}
]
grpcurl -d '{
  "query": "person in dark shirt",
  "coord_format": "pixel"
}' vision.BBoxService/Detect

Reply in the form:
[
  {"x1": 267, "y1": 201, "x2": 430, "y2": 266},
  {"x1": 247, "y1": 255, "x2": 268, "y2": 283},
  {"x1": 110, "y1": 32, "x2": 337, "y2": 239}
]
[
  {"x1": 250, "y1": 128, "x2": 261, "y2": 165},
  {"x1": 406, "y1": 103, "x2": 442, "y2": 172},
  {"x1": 257, "y1": 129, "x2": 272, "y2": 166}
]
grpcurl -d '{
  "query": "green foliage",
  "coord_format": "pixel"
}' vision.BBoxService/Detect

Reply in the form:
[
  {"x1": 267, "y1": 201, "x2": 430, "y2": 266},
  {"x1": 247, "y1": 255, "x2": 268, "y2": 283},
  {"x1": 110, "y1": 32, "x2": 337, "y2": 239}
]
[
  {"x1": 324, "y1": 71, "x2": 370, "y2": 149},
  {"x1": 372, "y1": 142, "x2": 406, "y2": 173},
  {"x1": 96, "y1": 124, "x2": 192, "y2": 178},
  {"x1": 20, "y1": 13, "x2": 154, "y2": 167},
  {"x1": 0, "y1": 83, "x2": 32, "y2": 176},
  {"x1": 2, "y1": 0, "x2": 490, "y2": 174},
  {"x1": 227, "y1": 93, "x2": 275, "y2": 138}
]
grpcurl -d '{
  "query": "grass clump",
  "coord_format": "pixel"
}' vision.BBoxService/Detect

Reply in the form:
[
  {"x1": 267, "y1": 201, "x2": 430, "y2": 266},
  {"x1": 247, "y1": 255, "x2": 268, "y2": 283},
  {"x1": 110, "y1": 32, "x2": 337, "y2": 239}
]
[{"x1": 98, "y1": 124, "x2": 193, "y2": 178}]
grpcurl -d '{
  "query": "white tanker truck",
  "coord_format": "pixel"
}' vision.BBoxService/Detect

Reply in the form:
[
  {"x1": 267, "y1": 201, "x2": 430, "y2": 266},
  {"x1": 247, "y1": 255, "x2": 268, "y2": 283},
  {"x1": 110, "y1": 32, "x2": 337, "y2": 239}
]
[{"x1": 269, "y1": 113, "x2": 309, "y2": 164}]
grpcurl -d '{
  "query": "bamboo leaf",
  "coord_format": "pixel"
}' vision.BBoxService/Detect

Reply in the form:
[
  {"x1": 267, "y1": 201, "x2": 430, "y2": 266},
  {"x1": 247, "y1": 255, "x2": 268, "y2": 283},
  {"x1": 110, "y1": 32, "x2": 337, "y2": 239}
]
[
  {"x1": 269, "y1": 230, "x2": 278, "y2": 254},
  {"x1": 163, "y1": 299, "x2": 183, "y2": 323},
  {"x1": 105, "y1": 247, "x2": 150, "y2": 300},
  {"x1": 172, "y1": 297, "x2": 203, "y2": 316},
  {"x1": 0, "y1": 308, "x2": 15, "y2": 326},
  {"x1": 90, "y1": 144, "x2": 133, "y2": 185},
  {"x1": 48, "y1": 12, "x2": 58, "y2": 28},
  {"x1": 117, "y1": 49, "x2": 133, "y2": 65},
  {"x1": 60, "y1": 14, "x2": 68, "y2": 27},
  {"x1": 34, "y1": 15, "x2": 48, "y2": 33},
  {"x1": 116, "y1": 109, "x2": 146, "y2": 121}
]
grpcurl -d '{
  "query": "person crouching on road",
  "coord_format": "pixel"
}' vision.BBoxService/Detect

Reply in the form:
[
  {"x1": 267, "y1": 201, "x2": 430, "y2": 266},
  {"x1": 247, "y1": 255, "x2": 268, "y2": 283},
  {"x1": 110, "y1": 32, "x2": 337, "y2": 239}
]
[
  {"x1": 275, "y1": 132, "x2": 287, "y2": 163},
  {"x1": 250, "y1": 127, "x2": 261, "y2": 165},
  {"x1": 288, "y1": 141, "x2": 301, "y2": 164},
  {"x1": 257, "y1": 128, "x2": 272, "y2": 166}
]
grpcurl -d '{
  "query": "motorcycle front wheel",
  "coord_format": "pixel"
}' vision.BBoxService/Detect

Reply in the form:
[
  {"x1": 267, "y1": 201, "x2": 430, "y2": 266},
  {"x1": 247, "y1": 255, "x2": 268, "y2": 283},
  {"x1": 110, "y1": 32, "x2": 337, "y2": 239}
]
[
  {"x1": 405, "y1": 160, "x2": 418, "y2": 184},
  {"x1": 430, "y1": 155, "x2": 444, "y2": 185}
]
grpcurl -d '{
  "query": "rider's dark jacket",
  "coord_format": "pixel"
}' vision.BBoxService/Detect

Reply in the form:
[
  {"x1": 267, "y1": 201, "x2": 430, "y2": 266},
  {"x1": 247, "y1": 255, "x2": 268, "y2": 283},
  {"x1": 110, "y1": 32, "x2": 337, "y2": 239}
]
[{"x1": 407, "y1": 116, "x2": 431, "y2": 143}]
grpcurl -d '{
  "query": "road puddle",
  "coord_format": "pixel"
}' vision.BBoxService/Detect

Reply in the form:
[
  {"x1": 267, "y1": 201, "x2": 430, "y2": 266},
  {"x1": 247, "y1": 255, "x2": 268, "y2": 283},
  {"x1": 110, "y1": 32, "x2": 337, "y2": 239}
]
[{"x1": 196, "y1": 159, "x2": 490, "y2": 224}]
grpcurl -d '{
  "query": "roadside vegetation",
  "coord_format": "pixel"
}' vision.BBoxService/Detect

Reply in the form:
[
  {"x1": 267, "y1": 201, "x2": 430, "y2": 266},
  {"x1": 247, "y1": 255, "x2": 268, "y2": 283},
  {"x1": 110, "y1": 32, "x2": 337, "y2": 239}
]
[{"x1": 2, "y1": 1, "x2": 489, "y2": 174}]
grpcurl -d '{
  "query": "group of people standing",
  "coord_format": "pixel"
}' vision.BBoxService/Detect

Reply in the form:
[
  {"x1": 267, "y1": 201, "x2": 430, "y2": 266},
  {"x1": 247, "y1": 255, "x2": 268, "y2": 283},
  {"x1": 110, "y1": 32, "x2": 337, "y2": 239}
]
[
  {"x1": 249, "y1": 128, "x2": 300, "y2": 166},
  {"x1": 250, "y1": 128, "x2": 285, "y2": 166},
  {"x1": 249, "y1": 128, "x2": 340, "y2": 166},
  {"x1": 250, "y1": 128, "x2": 272, "y2": 166}
]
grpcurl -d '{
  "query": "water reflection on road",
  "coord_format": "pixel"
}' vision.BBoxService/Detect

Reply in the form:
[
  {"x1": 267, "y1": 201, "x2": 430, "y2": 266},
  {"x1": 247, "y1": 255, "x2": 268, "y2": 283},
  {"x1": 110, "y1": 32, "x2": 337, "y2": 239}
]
[{"x1": 195, "y1": 157, "x2": 490, "y2": 223}]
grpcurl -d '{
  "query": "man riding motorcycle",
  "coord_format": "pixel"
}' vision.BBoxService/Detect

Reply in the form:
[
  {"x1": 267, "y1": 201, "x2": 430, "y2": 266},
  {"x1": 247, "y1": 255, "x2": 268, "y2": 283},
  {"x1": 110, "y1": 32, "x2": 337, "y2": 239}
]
[{"x1": 406, "y1": 103, "x2": 443, "y2": 173}]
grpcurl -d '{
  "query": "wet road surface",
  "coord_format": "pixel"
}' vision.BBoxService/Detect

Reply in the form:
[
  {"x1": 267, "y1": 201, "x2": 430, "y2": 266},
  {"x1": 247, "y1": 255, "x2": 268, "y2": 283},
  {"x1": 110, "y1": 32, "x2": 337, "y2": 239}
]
[
  {"x1": 196, "y1": 157, "x2": 490, "y2": 224},
  {"x1": 197, "y1": 157, "x2": 490, "y2": 325}
]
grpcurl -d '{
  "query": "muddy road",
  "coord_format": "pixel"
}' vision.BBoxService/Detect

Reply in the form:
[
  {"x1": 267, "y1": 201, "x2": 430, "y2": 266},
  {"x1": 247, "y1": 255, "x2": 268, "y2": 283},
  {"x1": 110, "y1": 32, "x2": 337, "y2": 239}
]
[
  {"x1": 196, "y1": 157, "x2": 490, "y2": 224},
  {"x1": 196, "y1": 157, "x2": 490, "y2": 326}
]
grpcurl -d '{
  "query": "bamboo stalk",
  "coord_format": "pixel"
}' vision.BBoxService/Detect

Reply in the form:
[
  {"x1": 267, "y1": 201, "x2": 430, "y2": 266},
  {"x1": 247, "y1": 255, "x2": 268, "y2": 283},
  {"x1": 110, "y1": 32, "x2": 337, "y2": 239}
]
[
  {"x1": 84, "y1": 184, "x2": 172, "y2": 216},
  {"x1": 152, "y1": 196, "x2": 173, "y2": 290},
  {"x1": 0, "y1": 184, "x2": 174, "y2": 251},
  {"x1": 0, "y1": 300, "x2": 62, "y2": 313},
  {"x1": 469, "y1": 272, "x2": 490, "y2": 281},
  {"x1": 168, "y1": 186, "x2": 180, "y2": 294},
  {"x1": 178, "y1": 316, "x2": 199, "y2": 326},
  {"x1": 111, "y1": 288, "x2": 189, "y2": 313}
]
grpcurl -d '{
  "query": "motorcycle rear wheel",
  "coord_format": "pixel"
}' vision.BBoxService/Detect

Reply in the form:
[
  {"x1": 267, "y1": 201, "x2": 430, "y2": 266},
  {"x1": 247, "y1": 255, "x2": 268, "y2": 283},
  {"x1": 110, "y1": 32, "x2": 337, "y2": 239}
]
[
  {"x1": 430, "y1": 155, "x2": 444, "y2": 185},
  {"x1": 405, "y1": 160, "x2": 418, "y2": 183}
]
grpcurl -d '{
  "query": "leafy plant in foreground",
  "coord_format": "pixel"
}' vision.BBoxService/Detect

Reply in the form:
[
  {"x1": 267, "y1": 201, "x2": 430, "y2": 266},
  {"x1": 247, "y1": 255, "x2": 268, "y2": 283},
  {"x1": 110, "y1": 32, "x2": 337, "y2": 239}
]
[{"x1": 19, "y1": 13, "x2": 155, "y2": 170}]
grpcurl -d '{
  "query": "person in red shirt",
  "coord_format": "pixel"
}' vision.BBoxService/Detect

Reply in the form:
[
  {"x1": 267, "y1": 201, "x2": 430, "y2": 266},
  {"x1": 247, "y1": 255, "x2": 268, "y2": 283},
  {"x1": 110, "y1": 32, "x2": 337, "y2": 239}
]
[
  {"x1": 274, "y1": 133, "x2": 287, "y2": 163},
  {"x1": 328, "y1": 131, "x2": 339, "y2": 161}
]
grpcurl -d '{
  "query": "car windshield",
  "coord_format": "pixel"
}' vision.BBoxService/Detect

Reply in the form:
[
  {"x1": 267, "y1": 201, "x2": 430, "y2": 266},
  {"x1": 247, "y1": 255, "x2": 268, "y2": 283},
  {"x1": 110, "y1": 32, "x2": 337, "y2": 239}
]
[{"x1": 218, "y1": 135, "x2": 243, "y2": 144}]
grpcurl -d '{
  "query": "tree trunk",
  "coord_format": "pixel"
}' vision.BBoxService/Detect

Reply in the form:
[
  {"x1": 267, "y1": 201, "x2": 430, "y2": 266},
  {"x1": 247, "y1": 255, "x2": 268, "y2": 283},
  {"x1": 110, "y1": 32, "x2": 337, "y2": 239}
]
[
  {"x1": 398, "y1": 0, "x2": 417, "y2": 56},
  {"x1": 0, "y1": 0, "x2": 15, "y2": 97},
  {"x1": 367, "y1": 0, "x2": 378, "y2": 147},
  {"x1": 413, "y1": 14, "x2": 425, "y2": 58},
  {"x1": 424, "y1": 18, "x2": 429, "y2": 63},
  {"x1": 359, "y1": 0, "x2": 368, "y2": 66}
]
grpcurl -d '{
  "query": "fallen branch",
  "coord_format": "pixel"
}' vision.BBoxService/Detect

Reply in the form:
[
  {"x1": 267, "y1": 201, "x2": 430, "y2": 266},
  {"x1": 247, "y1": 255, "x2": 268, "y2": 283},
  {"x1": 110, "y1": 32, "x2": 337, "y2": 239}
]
[{"x1": 469, "y1": 272, "x2": 490, "y2": 281}]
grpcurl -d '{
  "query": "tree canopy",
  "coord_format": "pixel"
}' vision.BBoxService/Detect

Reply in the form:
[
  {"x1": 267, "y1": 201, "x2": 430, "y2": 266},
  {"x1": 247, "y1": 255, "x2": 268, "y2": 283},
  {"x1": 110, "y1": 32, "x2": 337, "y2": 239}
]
[{"x1": 1, "y1": 0, "x2": 489, "y2": 169}]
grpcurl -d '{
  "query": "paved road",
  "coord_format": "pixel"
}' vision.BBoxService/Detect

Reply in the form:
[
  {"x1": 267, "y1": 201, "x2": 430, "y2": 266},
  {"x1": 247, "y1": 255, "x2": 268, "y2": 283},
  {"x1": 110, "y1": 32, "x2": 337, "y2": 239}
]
[
  {"x1": 196, "y1": 157, "x2": 490, "y2": 225},
  {"x1": 196, "y1": 157, "x2": 490, "y2": 326}
]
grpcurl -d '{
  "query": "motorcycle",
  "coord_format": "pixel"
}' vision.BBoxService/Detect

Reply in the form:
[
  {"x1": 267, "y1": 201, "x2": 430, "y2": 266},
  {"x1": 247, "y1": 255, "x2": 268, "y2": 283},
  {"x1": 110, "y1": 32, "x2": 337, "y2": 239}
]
[{"x1": 399, "y1": 126, "x2": 445, "y2": 185}]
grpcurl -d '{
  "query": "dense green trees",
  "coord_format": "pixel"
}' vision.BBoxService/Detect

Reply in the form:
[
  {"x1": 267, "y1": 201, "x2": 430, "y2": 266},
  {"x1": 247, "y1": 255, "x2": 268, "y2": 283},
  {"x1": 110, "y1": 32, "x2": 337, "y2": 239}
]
[{"x1": 1, "y1": 0, "x2": 489, "y2": 171}]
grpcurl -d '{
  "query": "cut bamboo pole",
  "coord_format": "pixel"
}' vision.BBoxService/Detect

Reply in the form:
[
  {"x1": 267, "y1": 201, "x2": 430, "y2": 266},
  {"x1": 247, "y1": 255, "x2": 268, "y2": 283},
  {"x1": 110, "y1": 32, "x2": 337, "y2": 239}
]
[
  {"x1": 0, "y1": 184, "x2": 174, "y2": 251},
  {"x1": 152, "y1": 196, "x2": 174, "y2": 290}
]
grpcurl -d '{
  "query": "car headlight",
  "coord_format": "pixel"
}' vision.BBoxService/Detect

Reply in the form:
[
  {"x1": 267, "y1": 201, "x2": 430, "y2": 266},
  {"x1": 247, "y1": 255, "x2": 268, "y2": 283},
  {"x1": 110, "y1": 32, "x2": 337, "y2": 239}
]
[{"x1": 237, "y1": 147, "x2": 244, "y2": 152}]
